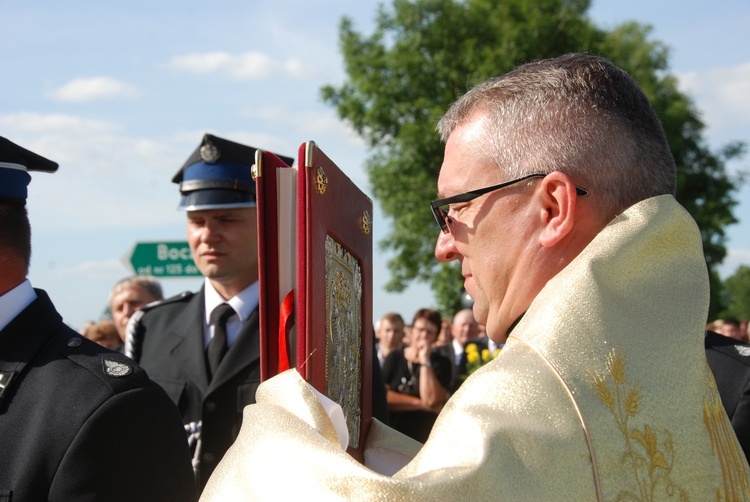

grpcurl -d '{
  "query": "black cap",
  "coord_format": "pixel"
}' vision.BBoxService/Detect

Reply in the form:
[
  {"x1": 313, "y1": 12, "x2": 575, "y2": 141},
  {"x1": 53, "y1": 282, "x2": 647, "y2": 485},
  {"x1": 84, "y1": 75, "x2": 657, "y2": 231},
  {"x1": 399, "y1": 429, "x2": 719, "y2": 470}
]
[
  {"x1": 172, "y1": 133, "x2": 294, "y2": 211},
  {"x1": 0, "y1": 136, "x2": 59, "y2": 204}
]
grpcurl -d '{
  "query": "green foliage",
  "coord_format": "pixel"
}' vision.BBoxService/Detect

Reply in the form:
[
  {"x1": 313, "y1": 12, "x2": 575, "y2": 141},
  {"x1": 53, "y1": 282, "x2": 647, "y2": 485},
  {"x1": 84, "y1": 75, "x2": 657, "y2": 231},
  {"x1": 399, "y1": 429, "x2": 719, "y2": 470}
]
[
  {"x1": 322, "y1": 0, "x2": 744, "y2": 317},
  {"x1": 596, "y1": 22, "x2": 744, "y2": 319},
  {"x1": 721, "y1": 266, "x2": 750, "y2": 320}
]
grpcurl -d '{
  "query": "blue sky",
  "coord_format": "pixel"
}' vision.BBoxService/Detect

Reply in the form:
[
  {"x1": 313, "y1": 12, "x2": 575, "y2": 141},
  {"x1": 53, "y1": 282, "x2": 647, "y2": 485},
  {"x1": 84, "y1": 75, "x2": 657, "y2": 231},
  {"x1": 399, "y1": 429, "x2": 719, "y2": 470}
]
[{"x1": 3, "y1": 0, "x2": 749, "y2": 330}]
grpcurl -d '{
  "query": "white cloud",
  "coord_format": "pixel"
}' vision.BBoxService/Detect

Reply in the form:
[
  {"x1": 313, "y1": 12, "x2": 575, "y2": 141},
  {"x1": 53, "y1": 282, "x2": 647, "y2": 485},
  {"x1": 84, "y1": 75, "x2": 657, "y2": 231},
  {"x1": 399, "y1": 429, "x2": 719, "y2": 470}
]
[
  {"x1": 236, "y1": 105, "x2": 370, "y2": 189},
  {"x1": 0, "y1": 112, "x2": 117, "y2": 134},
  {"x1": 51, "y1": 259, "x2": 126, "y2": 277},
  {"x1": 677, "y1": 62, "x2": 750, "y2": 135},
  {"x1": 242, "y1": 105, "x2": 364, "y2": 146},
  {"x1": 1, "y1": 114, "x2": 185, "y2": 229},
  {"x1": 717, "y1": 247, "x2": 750, "y2": 279},
  {"x1": 48, "y1": 76, "x2": 141, "y2": 102},
  {"x1": 166, "y1": 52, "x2": 235, "y2": 74},
  {"x1": 0, "y1": 112, "x2": 122, "y2": 166},
  {"x1": 165, "y1": 51, "x2": 315, "y2": 80}
]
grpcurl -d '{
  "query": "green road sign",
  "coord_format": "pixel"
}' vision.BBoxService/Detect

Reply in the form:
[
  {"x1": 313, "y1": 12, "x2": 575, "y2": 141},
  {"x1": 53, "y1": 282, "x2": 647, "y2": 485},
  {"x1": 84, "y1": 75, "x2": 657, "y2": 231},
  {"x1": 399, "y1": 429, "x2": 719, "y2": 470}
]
[{"x1": 128, "y1": 241, "x2": 202, "y2": 277}]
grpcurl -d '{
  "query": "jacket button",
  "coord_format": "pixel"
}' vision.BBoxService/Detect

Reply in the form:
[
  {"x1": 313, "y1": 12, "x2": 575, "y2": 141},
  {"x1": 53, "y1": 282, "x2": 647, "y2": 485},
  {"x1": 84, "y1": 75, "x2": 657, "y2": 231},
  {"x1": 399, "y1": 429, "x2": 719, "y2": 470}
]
[
  {"x1": 205, "y1": 401, "x2": 217, "y2": 413},
  {"x1": 67, "y1": 337, "x2": 82, "y2": 347},
  {"x1": 202, "y1": 452, "x2": 215, "y2": 463}
]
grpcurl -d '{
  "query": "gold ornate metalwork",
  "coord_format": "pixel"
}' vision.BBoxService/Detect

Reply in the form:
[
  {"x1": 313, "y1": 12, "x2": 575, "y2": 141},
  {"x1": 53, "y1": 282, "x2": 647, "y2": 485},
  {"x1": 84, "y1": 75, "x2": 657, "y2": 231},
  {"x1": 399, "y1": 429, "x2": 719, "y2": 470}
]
[
  {"x1": 360, "y1": 210, "x2": 372, "y2": 235},
  {"x1": 315, "y1": 166, "x2": 328, "y2": 195},
  {"x1": 252, "y1": 150, "x2": 264, "y2": 180},
  {"x1": 590, "y1": 349, "x2": 687, "y2": 500},
  {"x1": 324, "y1": 235, "x2": 362, "y2": 448}
]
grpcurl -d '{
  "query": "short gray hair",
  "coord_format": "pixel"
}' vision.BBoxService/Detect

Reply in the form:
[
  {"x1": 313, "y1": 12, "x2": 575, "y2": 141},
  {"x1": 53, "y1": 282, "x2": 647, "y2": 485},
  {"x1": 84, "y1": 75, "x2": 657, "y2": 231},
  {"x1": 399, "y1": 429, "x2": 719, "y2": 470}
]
[
  {"x1": 109, "y1": 275, "x2": 164, "y2": 304},
  {"x1": 438, "y1": 53, "x2": 676, "y2": 218}
]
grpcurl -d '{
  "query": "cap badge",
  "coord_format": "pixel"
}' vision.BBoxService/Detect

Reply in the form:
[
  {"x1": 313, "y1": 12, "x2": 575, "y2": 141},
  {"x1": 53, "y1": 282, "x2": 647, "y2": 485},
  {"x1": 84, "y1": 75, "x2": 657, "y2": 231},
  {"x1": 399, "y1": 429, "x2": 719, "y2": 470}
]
[
  {"x1": 200, "y1": 143, "x2": 220, "y2": 163},
  {"x1": 103, "y1": 359, "x2": 133, "y2": 377}
]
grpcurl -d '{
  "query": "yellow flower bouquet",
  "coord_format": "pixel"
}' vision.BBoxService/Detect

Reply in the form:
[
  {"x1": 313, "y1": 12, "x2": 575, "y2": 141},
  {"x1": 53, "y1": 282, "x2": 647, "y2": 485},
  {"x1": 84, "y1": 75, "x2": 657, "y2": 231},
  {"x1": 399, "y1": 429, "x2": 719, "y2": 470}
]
[{"x1": 462, "y1": 343, "x2": 501, "y2": 379}]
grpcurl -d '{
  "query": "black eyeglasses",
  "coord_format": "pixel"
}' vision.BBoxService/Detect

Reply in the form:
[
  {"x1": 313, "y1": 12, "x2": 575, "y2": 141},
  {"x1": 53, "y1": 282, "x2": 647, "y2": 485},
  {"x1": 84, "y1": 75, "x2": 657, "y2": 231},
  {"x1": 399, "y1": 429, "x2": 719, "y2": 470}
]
[{"x1": 429, "y1": 172, "x2": 588, "y2": 233}]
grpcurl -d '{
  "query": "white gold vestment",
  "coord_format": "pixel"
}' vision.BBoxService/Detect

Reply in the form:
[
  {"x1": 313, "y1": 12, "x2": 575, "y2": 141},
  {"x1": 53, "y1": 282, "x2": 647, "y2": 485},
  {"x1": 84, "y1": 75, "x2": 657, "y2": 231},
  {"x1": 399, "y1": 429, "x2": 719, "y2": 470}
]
[{"x1": 203, "y1": 196, "x2": 750, "y2": 501}]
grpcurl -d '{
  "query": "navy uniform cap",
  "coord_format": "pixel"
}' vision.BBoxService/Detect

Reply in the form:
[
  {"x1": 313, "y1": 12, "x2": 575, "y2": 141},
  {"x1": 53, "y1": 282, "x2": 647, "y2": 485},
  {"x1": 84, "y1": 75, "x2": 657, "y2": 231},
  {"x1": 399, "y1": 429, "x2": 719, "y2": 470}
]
[
  {"x1": 172, "y1": 133, "x2": 294, "y2": 211},
  {"x1": 0, "y1": 136, "x2": 58, "y2": 204}
]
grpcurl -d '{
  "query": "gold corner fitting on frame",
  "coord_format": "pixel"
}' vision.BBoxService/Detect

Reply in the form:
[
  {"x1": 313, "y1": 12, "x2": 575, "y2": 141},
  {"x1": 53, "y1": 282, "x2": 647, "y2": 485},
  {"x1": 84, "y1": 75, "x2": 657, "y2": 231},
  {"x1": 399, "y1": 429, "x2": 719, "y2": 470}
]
[
  {"x1": 315, "y1": 166, "x2": 328, "y2": 195},
  {"x1": 361, "y1": 210, "x2": 371, "y2": 235}
]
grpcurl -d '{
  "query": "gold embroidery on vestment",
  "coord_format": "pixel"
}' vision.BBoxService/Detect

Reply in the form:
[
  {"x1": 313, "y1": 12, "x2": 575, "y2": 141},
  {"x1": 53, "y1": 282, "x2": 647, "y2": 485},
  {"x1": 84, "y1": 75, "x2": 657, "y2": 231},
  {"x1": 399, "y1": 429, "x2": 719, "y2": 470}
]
[
  {"x1": 591, "y1": 349, "x2": 687, "y2": 500},
  {"x1": 702, "y1": 370, "x2": 750, "y2": 500}
]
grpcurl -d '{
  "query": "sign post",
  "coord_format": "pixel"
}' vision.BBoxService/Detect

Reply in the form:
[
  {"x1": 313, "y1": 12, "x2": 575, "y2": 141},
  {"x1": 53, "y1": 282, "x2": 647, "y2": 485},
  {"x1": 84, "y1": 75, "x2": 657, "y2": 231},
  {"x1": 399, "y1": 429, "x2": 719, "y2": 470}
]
[{"x1": 128, "y1": 241, "x2": 202, "y2": 277}]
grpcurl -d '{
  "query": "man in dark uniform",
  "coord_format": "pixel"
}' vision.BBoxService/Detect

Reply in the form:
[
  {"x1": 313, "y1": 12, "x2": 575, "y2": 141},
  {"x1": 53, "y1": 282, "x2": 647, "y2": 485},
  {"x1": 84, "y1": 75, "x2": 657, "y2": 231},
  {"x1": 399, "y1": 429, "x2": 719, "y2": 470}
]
[
  {"x1": 128, "y1": 133, "x2": 292, "y2": 490},
  {"x1": 0, "y1": 136, "x2": 198, "y2": 501},
  {"x1": 705, "y1": 329, "x2": 750, "y2": 461}
]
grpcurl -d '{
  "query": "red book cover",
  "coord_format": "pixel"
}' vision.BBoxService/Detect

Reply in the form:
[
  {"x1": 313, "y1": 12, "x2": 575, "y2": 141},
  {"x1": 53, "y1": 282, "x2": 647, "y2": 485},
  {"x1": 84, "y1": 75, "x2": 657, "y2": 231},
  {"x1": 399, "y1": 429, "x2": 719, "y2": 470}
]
[
  {"x1": 253, "y1": 149, "x2": 293, "y2": 381},
  {"x1": 254, "y1": 142, "x2": 373, "y2": 462}
]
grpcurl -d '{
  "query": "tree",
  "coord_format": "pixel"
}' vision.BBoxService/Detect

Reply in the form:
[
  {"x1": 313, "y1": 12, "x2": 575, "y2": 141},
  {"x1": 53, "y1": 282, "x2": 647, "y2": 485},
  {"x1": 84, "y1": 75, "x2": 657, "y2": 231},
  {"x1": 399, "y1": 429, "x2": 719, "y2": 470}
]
[
  {"x1": 596, "y1": 22, "x2": 746, "y2": 319},
  {"x1": 721, "y1": 266, "x2": 750, "y2": 320},
  {"x1": 322, "y1": 0, "x2": 744, "y2": 318}
]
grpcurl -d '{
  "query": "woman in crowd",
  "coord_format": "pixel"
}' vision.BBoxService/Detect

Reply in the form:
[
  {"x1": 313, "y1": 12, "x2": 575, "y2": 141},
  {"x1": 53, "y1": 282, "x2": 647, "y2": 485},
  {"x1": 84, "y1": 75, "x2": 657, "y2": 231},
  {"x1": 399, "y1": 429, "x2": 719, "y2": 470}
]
[{"x1": 382, "y1": 308, "x2": 452, "y2": 442}]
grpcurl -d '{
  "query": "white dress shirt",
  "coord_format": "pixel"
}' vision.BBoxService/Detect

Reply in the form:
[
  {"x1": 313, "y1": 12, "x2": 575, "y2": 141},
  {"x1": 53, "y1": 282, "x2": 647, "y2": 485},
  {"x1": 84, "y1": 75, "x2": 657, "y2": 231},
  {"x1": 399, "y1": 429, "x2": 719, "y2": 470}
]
[
  {"x1": 202, "y1": 278, "x2": 259, "y2": 349},
  {"x1": 0, "y1": 279, "x2": 36, "y2": 333}
]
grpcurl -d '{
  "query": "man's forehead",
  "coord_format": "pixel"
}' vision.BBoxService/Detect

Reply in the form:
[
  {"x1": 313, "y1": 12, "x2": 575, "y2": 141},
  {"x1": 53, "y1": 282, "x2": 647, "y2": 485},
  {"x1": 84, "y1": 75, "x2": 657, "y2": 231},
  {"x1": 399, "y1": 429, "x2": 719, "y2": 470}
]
[
  {"x1": 414, "y1": 318, "x2": 436, "y2": 328},
  {"x1": 187, "y1": 207, "x2": 256, "y2": 218},
  {"x1": 114, "y1": 284, "x2": 152, "y2": 300},
  {"x1": 437, "y1": 156, "x2": 498, "y2": 197},
  {"x1": 437, "y1": 113, "x2": 497, "y2": 196},
  {"x1": 454, "y1": 311, "x2": 474, "y2": 324}
]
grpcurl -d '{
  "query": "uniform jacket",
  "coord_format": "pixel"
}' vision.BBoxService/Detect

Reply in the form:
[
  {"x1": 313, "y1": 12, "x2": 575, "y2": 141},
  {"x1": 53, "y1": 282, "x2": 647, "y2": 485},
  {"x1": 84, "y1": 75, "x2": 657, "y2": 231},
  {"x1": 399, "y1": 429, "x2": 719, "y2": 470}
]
[
  {"x1": 131, "y1": 286, "x2": 260, "y2": 490},
  {"x1": 0, "y1": 289, "x2": 197, "y2": 502},
  {"x1": 202, "y1": 196, "x2": 750, "y2": 501},
  {"x1": 705, "y1": 330, "x2": 750, "y2": 460}
]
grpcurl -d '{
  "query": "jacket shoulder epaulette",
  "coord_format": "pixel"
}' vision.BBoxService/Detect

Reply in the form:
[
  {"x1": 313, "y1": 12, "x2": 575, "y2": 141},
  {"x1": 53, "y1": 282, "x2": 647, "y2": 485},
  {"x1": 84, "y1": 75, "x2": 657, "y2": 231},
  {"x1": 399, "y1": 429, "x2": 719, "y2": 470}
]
[
  {"x1": 138, "y1": 290, "x2": 195, "y2": 315},
  {"x1": 126, "y1": 290, "x2": 196, "y2": 362},
  {"x1": 55, "y1": 329, "x2": 151, "y2": 393}
]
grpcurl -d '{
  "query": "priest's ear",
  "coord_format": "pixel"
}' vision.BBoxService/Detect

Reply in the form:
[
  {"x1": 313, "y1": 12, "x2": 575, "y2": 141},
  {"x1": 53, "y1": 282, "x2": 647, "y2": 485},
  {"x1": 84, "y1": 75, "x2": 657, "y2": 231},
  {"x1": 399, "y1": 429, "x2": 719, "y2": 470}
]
[{"x1": 536, "y1": 172, "x2": 583, "y2": 248}]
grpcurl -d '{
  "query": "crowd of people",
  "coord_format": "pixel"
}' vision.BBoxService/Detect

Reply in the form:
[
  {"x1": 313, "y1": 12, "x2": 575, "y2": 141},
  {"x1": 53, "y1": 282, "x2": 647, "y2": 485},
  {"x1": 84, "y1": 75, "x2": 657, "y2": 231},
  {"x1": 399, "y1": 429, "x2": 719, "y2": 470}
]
[
  {"x1": 374, "y1": 307, "x2": 504, "y2": 442},
  {"x1": 3, "y1": 52, "x2": 750, "y2": 500},
  {"x1": 708, "y1": 317, "x2": 750, "y2": 342}
]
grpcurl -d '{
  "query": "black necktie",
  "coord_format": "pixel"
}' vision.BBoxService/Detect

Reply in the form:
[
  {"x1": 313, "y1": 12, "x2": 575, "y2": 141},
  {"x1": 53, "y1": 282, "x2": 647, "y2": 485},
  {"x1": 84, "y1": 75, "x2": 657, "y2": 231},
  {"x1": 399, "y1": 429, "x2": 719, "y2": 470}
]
[{"x1": 207, "y1": 303, "x2": 234, "y2": 377}]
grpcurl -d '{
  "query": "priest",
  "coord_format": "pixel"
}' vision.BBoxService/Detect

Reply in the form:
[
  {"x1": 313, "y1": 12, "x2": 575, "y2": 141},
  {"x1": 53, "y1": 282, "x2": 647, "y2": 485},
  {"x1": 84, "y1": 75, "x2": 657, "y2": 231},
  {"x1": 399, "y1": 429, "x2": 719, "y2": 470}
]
[{"x1": 202, "y1": 53, "x2": 750, "y2": 500}]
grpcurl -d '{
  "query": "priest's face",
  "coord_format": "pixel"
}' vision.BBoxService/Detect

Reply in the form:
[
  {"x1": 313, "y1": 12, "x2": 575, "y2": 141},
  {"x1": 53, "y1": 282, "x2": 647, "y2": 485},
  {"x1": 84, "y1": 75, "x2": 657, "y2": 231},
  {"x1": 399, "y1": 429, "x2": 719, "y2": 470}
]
[{"x1": 434, "y1": 112, "x2": 540, "y2": 342}]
